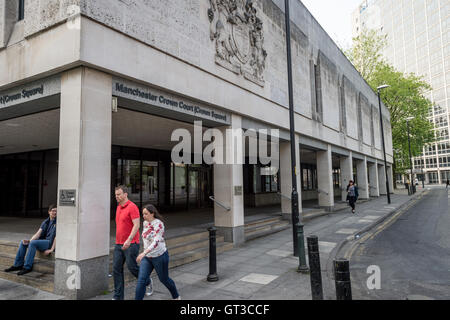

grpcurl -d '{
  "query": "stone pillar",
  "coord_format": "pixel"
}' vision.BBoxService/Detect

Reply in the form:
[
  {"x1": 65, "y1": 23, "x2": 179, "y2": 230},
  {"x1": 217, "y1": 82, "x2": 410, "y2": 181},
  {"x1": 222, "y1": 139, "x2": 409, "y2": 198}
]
[
  {"x1": 378, "y1": 164, "x2": 387, "y2": 195},
  {"x1": 339, "y1": 152, "x2": 353, "y2": 201},
  {"x1": 54, "y1": 68, "x2": 112, "y2": 299},
  {"x1": 213, "y1": 114, "x2": 245, "y2": 246},
  {"x1": 368, "y1": 161, "x2": 379, "y2": 197},
  {"x1": 356, "y1": 157, "x2": 369, "y2": 199},
  {"x1": 317, "y1": 145, "x2": 334, "y2": 211},
  {"x1": 388, "y1": 165, "x2": 394, "y2": 193},
  {"x1": 280, "y1": 134, "x2": 302, "y2": 222}
]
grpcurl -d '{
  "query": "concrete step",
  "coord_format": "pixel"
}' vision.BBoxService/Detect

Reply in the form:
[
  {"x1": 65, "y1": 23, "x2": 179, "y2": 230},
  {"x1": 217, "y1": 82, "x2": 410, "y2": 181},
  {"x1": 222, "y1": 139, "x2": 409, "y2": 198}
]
[
  {"x1": 244, "y1": 216, "x2": 283, "y2": 229},
  {"x1": 245, "y1": 220, "x2": 290, "y2": 241},
  {"x1": 0, "y1": 263, "x2": 54, "y2": 293},
  {"x1": 165, "y1": 231, "x2": 210, "y2": 248},
  {"x1": 168, "y1": 236, "x2": 224, "y2": 256},
  {"x1": 0, "y1": 241, "x2": 23, "y2": 256},
  {"x1": 169, "y1": 241, "x2": 234, "y2": 269},
  {"x1": 0, "y1": 253, "x2": 55, "y2": 274},
  {"x1": 0, "y1": 240, "x2": 55, "y2": 261}
]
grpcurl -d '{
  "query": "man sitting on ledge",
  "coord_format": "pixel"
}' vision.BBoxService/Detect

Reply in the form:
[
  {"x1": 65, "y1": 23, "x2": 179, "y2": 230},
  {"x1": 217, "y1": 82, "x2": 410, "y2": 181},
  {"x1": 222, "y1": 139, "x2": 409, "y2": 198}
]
[{"x1": 4, "y1": 204, "x2": 57, "y2": 276}]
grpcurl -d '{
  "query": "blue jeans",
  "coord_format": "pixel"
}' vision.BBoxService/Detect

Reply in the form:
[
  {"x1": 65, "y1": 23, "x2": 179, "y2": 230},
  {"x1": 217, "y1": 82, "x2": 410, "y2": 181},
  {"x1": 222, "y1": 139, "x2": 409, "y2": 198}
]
[
  {"x1": 14, "y1": 240, "x2": 50, "y2": 270},
  {"x1": 113, "y1": 243, "x2": 150, "y2": 300},
  {"x1": 135, "y1": 251, "x2": 179, "y2": 300}
]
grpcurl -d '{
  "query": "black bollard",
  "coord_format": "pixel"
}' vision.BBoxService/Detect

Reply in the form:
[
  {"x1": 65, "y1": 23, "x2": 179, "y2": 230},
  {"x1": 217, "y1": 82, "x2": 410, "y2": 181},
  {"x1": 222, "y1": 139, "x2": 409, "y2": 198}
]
[
  {"x1": 207, "y1": 227, "x2": 219, "y2": 282},
  {"x1": 307, "y1": 236, "x2": 323, "y2": 300},
  {"x1": 296, "y1": 223, "x2": 309, "y2": 273},
  {"x1": 334, "y1": 259, "x2": 352, "y2": 300}
]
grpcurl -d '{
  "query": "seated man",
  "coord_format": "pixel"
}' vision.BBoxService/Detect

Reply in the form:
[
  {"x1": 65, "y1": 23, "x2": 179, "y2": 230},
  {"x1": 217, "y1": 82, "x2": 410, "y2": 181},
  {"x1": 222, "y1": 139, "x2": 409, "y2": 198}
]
[{"x1": 4, "y1": 204, "x2": 57, "y2": 276}]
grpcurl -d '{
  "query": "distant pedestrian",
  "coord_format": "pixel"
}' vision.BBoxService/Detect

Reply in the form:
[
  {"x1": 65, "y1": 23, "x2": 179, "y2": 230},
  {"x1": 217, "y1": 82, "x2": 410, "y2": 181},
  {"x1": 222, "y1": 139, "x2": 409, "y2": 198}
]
[
  {"x1": 135, "y1": 204, "x2": 180, "y2": 300},
  {"x1": 346, "y1": 180, "x2": 359, "y2": 214},
  {"x1": 446, "y1": 179, "x2": 449, "y2": 189},
  {"x1": 405, "y1": 179, "x2": 410, "y2": 195}
]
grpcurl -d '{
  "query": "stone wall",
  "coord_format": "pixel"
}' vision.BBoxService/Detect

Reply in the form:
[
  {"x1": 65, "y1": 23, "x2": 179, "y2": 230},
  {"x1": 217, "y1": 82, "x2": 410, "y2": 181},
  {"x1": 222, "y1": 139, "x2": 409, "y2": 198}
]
[{"x1": 1, "y1": 0, "x2": 393, "y2": 157}]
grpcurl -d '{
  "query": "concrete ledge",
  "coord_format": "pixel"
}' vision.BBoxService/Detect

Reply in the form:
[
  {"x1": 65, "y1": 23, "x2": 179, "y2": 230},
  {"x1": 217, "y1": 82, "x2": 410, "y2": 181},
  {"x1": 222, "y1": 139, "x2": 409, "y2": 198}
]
[
  {"x1": 54, "y1": 255, "x2": 109, "y2": 300},
  {"x1": 216, "y1": 226, "x2": 245, "y2": 247}
]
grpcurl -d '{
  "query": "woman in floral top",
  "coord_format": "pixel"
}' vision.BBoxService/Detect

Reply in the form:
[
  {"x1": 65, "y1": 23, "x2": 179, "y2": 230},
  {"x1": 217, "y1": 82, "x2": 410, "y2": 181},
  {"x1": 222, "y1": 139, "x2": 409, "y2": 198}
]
[{"x1": 135, "y1": 204, "x2": 180, "y2": 300}]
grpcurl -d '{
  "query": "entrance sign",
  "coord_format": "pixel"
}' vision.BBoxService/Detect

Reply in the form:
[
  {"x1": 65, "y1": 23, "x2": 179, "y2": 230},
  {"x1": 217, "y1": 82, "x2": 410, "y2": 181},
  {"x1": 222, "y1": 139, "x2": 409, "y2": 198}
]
[
  {"x1": 59, "y1": 189, "x2": 77, "y2": 207},
  {"x1": 113, "y1": 78, "x2": 231, "y2": 125},
  {"x1": 0, "y1": 75, "x2": 61, "y2": 109}
]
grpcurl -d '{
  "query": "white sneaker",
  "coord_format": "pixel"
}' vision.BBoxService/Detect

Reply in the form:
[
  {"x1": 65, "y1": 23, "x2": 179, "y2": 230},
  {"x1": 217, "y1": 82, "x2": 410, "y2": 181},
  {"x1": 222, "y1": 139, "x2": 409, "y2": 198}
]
[
  {"x1": 146, "y1": 277, "x2": 153, "y2": 296},
  {"x1": 174, "y1": 296, "x2": 181, "y2": 300}
]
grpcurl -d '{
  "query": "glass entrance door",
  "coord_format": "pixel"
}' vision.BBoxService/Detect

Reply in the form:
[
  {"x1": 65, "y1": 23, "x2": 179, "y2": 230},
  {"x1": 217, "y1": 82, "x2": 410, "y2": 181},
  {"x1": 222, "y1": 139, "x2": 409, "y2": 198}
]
[
  {"x1": 142, "y1": 161, "x2": 158, "y2": 207},
  {"x1": 188, "y1": 165, "x2": 212, "y2": 209}
]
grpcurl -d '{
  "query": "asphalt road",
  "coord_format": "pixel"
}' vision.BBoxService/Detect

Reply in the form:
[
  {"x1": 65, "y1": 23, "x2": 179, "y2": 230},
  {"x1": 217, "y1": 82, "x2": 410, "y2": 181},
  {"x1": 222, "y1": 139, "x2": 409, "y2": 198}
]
[{"x1": 349, "y1": 187, "x2": 450, "y2": 300}]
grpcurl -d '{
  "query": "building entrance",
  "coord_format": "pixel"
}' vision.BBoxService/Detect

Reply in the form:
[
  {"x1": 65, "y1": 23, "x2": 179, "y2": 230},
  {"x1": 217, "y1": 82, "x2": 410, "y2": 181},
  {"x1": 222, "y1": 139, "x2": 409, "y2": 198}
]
[{"x1": 111, "y1": 146, "x2": 213, "y2": 217}]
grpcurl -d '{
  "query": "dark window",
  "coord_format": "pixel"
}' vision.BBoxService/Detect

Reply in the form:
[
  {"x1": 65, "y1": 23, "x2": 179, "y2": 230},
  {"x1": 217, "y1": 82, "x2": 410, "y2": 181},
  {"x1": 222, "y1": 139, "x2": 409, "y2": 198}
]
[
  {"x1": 301, "y1": 164, "x2": 317, "y2": 191},
  {"x1": 18, "y1": 0, "x2": 25, "y2": 21},
  {"x1": 314, "y1": 64, "x2": 323, "y2": 122}
]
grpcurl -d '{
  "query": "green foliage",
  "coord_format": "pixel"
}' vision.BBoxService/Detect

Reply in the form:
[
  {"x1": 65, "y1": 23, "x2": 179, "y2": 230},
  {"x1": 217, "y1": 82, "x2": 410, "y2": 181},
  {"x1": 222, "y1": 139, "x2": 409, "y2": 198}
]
[{"x1": 346, "y1": 29, "x2": 435, "y2": 174}]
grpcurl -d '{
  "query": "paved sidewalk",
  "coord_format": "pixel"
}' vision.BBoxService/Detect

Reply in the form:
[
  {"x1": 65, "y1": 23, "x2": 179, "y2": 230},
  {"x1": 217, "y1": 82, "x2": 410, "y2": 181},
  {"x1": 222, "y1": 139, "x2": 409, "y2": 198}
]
[
  {"x1": 90, "y1": 189, "x2": 426, "y2": 300},
  {"x1": 0, "y1": 188, "x2": 426, "y2": 300}
]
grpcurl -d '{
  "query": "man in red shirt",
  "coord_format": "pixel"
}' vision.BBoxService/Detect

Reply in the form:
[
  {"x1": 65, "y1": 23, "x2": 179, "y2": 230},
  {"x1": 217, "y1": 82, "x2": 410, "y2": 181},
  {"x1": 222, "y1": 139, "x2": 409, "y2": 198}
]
[{"x1": 113, "y1": 185, "x2": 151, "y2": 300}]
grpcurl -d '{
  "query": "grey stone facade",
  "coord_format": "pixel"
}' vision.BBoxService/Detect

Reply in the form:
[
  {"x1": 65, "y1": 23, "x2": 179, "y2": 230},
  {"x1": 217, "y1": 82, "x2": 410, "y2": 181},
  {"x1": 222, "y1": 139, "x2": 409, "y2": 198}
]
[{"x1": 1, "y1": 0, "x2": 393, "y2": 160}]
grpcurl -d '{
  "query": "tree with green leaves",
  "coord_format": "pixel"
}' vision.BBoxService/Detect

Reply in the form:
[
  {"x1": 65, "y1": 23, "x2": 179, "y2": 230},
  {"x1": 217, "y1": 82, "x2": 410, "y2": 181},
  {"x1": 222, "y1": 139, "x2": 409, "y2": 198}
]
[{"x1": 345, "y1": 29, "x2": 435, "y2": 177}]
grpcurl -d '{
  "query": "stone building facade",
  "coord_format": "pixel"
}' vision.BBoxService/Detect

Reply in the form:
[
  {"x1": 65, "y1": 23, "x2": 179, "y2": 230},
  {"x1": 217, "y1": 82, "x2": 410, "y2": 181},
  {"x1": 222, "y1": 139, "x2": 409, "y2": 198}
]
[{"x1": 0, "y1": 0, "x2": 393, "y2": 298}]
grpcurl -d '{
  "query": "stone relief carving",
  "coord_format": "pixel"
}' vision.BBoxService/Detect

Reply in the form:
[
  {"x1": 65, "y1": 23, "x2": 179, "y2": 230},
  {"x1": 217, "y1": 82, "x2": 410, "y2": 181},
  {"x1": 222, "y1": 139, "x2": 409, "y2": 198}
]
[{"x1": 208, "y1": 0, "x2": 267, "y2": 86}]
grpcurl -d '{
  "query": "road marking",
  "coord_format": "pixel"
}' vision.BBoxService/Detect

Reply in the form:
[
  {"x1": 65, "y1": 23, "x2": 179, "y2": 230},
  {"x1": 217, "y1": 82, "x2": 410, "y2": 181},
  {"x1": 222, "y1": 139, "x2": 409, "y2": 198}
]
[
  {"x1": 336, "y1": 228, "x2": 359, "y2": 235},
  {"x1": 344, "y1": 191, "x2": 429, "y2": 260},
  {"x1": 239, "y1": 273, "x2": 278, "y2": 285},
  {"x1": 358, "y1": 219, "x2": 374, "y2": 223},
  {"x1": 318, "y1": 241, "x2": 337, "y2": 253}
]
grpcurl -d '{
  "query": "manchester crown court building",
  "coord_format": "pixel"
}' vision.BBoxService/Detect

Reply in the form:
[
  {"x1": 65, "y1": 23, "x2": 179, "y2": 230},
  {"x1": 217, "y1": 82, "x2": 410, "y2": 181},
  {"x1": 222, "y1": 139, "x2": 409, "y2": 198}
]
[{"x1": 0, "y1": 0, "x2": 394, "y2": 298}]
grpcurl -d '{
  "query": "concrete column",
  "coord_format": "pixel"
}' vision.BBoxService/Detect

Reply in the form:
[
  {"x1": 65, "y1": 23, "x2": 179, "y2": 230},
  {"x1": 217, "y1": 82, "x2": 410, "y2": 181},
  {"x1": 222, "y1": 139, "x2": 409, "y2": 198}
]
[
  {"x1": 317, "y1": 145, "x2": 334, "y2": 211},
  {"x1": 339, "y1": 152, "x2": 353, "y2": 201},
  {"x1": 388, "y1": 165, "x2": 394, "y2": 193},
  {"x1": 280, "y1": 134, "x2": 302, "y2": 221},
  {"x1": 368, "y1": 161, "x2": 379, "y2": 197},
  {"x1": 213, "y1": 114, "x2": 245, "y2": 246},
  {"x1": 54, "y1": 68, "x2": 112, "y2": 299},
  {"x1": 378, "y1": 164, "x2": 387, "y2": 195},
  {"x1": 356, "y1": 157, "x2": 369, "y2": 199}
]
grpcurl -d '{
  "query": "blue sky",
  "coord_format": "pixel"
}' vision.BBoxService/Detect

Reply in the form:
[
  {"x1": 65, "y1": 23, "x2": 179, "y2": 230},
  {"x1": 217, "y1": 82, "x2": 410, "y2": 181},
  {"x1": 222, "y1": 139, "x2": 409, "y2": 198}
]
[{"x1": 300, "y1": 0, "x2": 363, "y2": 49}]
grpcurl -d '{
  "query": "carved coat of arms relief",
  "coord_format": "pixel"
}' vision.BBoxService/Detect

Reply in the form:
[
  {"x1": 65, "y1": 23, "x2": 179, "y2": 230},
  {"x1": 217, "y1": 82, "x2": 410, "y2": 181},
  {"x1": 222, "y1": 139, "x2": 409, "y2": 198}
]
[{"x1": 208, "y1": 0, "x2": 267, "y2": 87}]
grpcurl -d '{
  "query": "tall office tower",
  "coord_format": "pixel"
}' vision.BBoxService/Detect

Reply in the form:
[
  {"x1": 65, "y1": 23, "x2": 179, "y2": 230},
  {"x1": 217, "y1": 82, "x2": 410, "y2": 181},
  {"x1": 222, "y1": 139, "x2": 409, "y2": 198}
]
[{"x1": 352, "y1": 0, "x2": 450, "y2": 184}]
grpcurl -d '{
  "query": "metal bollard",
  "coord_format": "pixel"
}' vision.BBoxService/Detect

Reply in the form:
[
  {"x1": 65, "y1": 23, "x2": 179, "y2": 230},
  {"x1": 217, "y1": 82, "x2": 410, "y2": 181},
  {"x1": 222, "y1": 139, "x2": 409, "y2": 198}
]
[
  {"x1": 296, "y1": 223, "x2": 309, "y2": 273},
  {"x1": 334, "y1": 259, "x2": 352, "y2": 300},
  {"x1": 307, "y1": 236, "x2": 323, "y2": 300},
  {"x1": 207, "y1": 227, "x2": 219, "y2": 282}
]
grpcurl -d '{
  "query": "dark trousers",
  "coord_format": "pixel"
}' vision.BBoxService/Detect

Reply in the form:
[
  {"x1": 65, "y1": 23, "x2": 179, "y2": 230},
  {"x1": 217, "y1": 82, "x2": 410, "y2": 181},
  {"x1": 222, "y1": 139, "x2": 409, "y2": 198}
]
[
  {"x1": 113, "y1": 243, "x2": 149, "y2": 300},
  {"x1": 135, "y1": 251, "x2": 179, "y2": 300},
  {"x1": 348, "y1": 196, "x2": 357, "y2": 210}
]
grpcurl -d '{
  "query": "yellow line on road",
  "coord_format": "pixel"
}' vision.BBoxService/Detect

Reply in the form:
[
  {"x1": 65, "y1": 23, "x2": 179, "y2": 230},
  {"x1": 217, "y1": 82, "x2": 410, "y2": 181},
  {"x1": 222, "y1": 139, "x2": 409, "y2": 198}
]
[{"x1": 344, "y1": 191, "x2": 429, "y2": 260}]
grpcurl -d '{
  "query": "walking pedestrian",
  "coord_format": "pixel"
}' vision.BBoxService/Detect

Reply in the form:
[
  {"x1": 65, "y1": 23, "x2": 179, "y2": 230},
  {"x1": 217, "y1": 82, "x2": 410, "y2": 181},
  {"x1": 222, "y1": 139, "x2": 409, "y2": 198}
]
[
  {"x1": 446, "y1": 179, "x2": 449, "y2": 189},
  {"x1": 113, "y1": 185, "x2": 152, "y2": 300},
  {"x1": 346, "y1": 180, "x2": 359, "y2": 214},
  {"x1": 135, "y1": 204, "x2": 180, "y2": 300}
]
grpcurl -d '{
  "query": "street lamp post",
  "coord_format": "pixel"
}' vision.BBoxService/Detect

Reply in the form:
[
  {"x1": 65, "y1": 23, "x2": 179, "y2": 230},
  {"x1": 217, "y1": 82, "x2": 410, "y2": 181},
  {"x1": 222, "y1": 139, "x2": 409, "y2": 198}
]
[
  {"x1": 284, "y1": 0, "x2": 308, "y2": 272},
  {"x1": 377, "y1": 85, "x2": 391, "y2": 204},
  {"x1": 406, "y1": 117, "x2": 415, "y2": 195}
]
